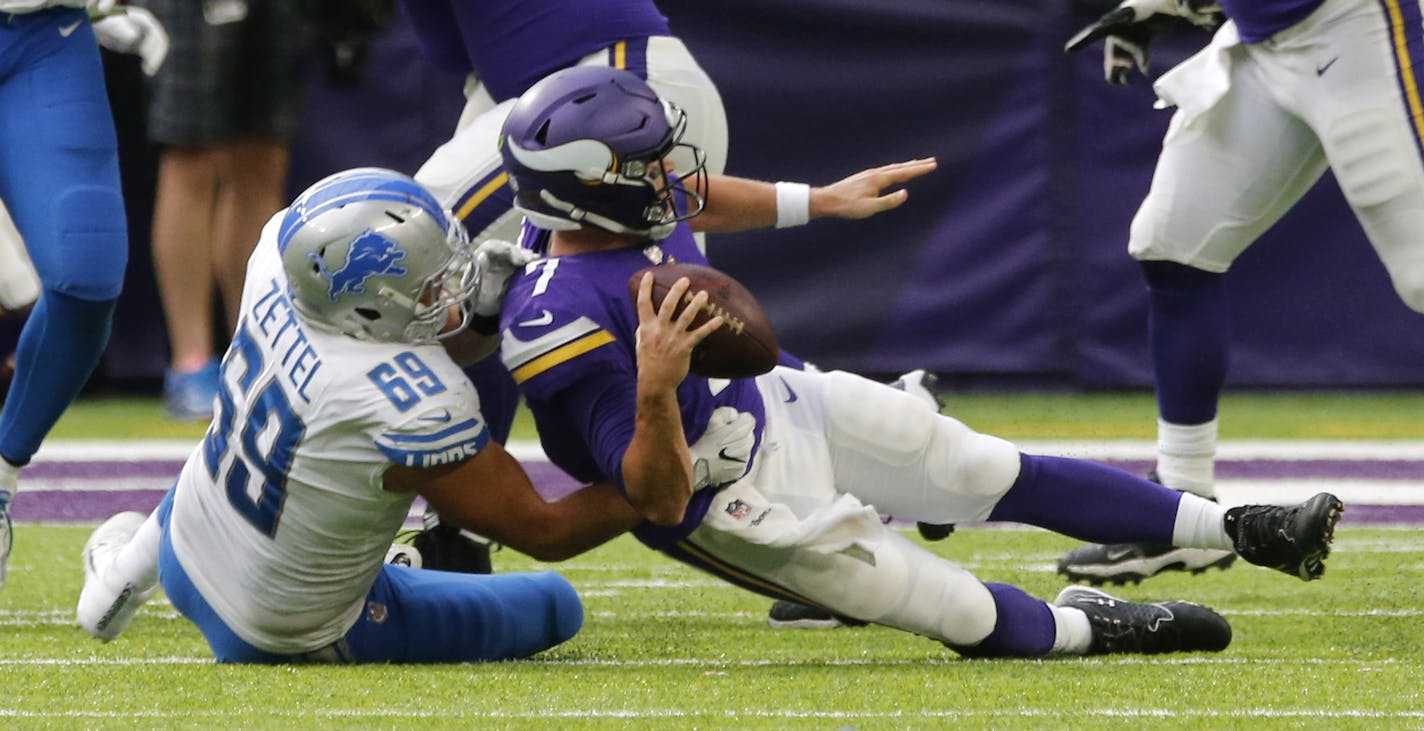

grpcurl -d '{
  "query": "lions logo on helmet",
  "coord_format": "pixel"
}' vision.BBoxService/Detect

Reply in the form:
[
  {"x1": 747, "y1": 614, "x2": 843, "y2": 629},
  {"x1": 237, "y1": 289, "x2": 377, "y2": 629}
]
[
  {"x1": 312, "y1": 229, "x2": 409, "y2": 302},
  {"x1": 277, "y1": 168, "x2": 477, "y2": 344}
]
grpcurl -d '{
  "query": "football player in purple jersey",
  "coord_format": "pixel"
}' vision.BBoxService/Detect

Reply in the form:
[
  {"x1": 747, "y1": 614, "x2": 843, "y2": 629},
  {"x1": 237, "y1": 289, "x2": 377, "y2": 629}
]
[
  {"x1": 490, "y1": 66, "x2": 1345, "y2": 658},
  {"x1": 393, "y1": 0, "x2": 948, "y2": 582},
  {"x1": 1059, "y1": 0, "x2": 1424, "y2": 584},
  {"x1": 391, "y1": 0, "x2": 733, "y2": 568}
]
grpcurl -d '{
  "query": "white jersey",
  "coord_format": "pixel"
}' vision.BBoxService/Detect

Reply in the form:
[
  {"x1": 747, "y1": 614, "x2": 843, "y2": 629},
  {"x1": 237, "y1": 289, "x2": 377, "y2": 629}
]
[
  {"x1": 168, "y1": 214, "x2": 489, "y2": 654},
  {"x1": 0, "y1": 0, "x2": 85, "y2": 12}
]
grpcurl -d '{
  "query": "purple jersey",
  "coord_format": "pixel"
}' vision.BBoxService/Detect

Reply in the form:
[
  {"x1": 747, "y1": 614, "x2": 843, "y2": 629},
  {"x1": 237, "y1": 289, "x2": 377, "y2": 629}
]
[
  {"x1": 1221, "y1": 0, "x2": 1327, "y2": 42},
  {"x1": 499, "y1": 223, "x2": 766, "y2": 549},
  {"x1": 397, "y1": 0, "x2": 671, "y2": 102}
]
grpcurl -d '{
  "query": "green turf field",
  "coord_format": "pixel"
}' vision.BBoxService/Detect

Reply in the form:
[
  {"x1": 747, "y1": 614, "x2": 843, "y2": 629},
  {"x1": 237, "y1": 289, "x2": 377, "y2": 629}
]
[
  {"x1": 5, "y1": 525, "x2": 1421, "y2": 728},
  {"x1": 4, "y1": 391, "x2": 1423, "y2": 728},
  {"x1": 44, "y1": 388, "x2": 1424, "y2": 441}
]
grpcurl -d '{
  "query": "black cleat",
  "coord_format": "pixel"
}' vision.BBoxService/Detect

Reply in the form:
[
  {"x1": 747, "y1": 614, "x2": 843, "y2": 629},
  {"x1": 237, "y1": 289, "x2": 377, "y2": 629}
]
[
  {"x1": 1225, "y1": 492, "x2": 1343, "y2": 581},
  {"x1": 410, "y1": 523, "x2": 494, "y2": 574},
  {"x1": 767, "y1": 600, "x2": 867, "y2": 630},
  {"x1": 1057, "y1": 542, "x2": 1236, "y2": 585},
  {"x1": 1056, "y1": 470, "x2": 1234, "y2": 585},
  {"x1": 916, "y1": 522, "x2": 956, "y2": 541},
  {"x1": 389, "y1": 507, "x2": 495, "y2": 574},
  {"x1": 1054, "y1": 586, "x2": 1231, "y2": 655}
]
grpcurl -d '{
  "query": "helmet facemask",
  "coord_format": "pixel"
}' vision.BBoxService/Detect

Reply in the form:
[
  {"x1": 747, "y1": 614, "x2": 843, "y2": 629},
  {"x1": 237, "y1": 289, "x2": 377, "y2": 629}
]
[{"x1": 387, "y1": 217, "x2": 477, "y2": 344}]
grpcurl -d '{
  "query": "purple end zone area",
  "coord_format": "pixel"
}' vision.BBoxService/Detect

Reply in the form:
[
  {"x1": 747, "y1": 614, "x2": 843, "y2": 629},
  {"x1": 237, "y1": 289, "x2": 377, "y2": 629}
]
[{"x1": 10, "y1": 457, "x2": 1424, "y2": 524}]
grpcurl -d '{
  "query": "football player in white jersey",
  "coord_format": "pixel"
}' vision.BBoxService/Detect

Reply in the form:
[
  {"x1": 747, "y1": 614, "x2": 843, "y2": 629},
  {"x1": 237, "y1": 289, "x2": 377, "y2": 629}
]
[
  {"x1": 73, "y1": 168, "x2": 671, "y2": 663},
  {"x1": 1059, "y1": 0, "x2": 1424, "y2": 584}
]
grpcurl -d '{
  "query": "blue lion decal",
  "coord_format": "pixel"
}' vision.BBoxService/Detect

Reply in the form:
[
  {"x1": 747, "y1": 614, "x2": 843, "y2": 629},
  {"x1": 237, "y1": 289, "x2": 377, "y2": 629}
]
[{"x1": 310, "y1": 229, "x2": 409, "y2": 302}]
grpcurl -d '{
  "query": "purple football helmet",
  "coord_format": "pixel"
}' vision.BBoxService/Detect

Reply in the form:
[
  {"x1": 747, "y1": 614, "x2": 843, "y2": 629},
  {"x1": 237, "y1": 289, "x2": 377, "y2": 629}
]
[{"x1": 499, "y1": 66, "x2": 707, "y2": 240}]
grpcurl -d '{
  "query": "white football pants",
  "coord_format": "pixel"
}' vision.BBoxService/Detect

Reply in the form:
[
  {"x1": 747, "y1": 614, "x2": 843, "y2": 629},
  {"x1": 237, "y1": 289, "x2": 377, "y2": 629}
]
[
  {"x1": 683, "y1": 366, "x2": 1024, "y2": 647},
  {"x1": 1130, "y1": 0, "x2": 1424, "y2": 312}
]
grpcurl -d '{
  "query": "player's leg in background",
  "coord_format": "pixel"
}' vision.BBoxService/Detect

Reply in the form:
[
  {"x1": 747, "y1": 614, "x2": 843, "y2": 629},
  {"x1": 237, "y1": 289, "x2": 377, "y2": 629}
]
[
  {"x1": 1059, "y1": 42, "x2": 1330, "y2": 583},
  {"x1": 0, "y1": 9, "x2": 129, "y2": 591},
  {"x1": 209, "y1": 137, "x2": 289, "y2": 330},
  {"x1": 0, "y1": 201, "x2": 40, "y2": 316},
  {"x1": 145, "y1": 0, "x2": 222, "y2": 421},
  {"x1": 212, "y1": 0, "x2": 304, "y2": 329},
  {"x1": 640, "y1": 36, "x2": 729, "y2": 179},
  {"x1": 149, "y1": 145, "x2": 221, "y2": 420},
  {"x1": 1294, "y1": 0, "x2": 1424, "y2": 316}
]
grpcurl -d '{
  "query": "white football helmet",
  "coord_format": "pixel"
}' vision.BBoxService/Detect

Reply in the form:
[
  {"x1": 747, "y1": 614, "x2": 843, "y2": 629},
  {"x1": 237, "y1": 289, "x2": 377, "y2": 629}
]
[{"x1": 277, "y1": 168, "x2": 476, "y2": 344}]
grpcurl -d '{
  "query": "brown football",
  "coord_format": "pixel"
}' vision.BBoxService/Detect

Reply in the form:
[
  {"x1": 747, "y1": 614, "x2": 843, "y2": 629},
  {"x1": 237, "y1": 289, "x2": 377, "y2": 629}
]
[{"x1": 627, "y1": 262, "x2": 780, "y2": 379}]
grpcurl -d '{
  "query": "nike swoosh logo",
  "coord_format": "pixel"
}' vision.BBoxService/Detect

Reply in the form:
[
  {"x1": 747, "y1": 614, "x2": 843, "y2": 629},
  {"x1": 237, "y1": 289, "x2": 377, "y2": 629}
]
[
  {"x1": 518, "y1": 309, "x2": 554, "y2": 327},
  {"x1": 1315, "y1": 57, "x2": 1338, "y2": 76},
  {"x1": 58, "y1": 20, "x2": 83, "y2": 38},
  {"x1": 419, "y1": 409, "x2": 453, "y2": 423},
  {"x1": 1103, "y1": 545, "x2": 1140, "y2": 562},
  {"x1": 778, "y1": 377, "x2": 798, "y2": 403},
  {"x1": 717, "y1": 447, "x2": 747, "y2": 464}
]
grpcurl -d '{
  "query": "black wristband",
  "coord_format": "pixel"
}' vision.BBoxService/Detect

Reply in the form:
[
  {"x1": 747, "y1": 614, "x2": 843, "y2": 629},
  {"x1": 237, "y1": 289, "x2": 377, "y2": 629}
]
[{"x1": 468, "y1": 313, "x2": 500, "y2": 335}]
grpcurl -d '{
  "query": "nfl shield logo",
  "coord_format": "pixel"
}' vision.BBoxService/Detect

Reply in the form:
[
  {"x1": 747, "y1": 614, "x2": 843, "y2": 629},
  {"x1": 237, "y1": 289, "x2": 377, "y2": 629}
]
[{"x1": 725, "y1": 499, "x2": 752, "y2": 520}]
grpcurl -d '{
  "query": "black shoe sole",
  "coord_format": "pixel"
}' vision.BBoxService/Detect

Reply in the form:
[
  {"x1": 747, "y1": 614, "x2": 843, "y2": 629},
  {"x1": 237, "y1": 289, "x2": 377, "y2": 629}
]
[{"x1": 1293, "y1": 493, "x2": 1344, "y2": 581}]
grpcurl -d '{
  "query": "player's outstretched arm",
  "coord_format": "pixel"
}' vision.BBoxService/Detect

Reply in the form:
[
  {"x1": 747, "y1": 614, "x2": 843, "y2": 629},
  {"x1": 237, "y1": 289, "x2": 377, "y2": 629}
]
[
  {"x1": 622, "y1": 274, "x2": 722, "y2": 525},
  {"x1": 386, "y1": 441, "x2": 642, "y2": 562},
  {"x1": 690, "y1": 157, "x2": 937, "y2": 233}
]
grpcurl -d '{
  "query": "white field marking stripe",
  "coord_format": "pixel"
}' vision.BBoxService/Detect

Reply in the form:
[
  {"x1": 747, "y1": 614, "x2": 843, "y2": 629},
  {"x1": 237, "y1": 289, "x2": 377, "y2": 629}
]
[
  {"x1": 1213, "y1": 480, "x2": 1424, "y2": 505},
  {"x1": 29, "y1": 438, "x2": 1424, "y2": 463},
  {"x1": 0, "y1": 710, "x2": 1421, "y2": 720},
  {"x1": 21, "y1": 477, "x2": 171, "y2": 493},
  {"x1": 1016, "y1": 439, "x2": 1424, "y2": 461}
]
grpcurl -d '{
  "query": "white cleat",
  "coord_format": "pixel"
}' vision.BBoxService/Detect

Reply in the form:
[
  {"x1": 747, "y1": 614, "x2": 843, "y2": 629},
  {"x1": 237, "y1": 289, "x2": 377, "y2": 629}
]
[{"x1": 77, "y1": 511, "x2": 156, "y2": 641}]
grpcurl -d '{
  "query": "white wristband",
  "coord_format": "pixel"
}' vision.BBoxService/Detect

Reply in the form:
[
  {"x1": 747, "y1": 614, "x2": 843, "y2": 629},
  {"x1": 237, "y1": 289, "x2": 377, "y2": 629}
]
[{"x1": 774, "y1": 181, "x2": 811, "y2": 229}]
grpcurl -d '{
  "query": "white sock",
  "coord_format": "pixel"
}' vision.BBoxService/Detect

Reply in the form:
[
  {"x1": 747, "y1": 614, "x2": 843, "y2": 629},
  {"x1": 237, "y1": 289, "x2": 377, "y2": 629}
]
[
  {"x1": 0, "y1": 459, "x2": 18, "y2": 501},
  {"x1": 1171, "y1": 492, "x2": 1232, "y2": 550},
  {"x1": 1050, "y1": 604, "x2": 1094, "y2": 654},
  {"x1": 112, "y1": 512, "x2": 162, "y2": 591},
  {"x1": 1156, "y1": 418, "x2": 1218, "y2": 498}
]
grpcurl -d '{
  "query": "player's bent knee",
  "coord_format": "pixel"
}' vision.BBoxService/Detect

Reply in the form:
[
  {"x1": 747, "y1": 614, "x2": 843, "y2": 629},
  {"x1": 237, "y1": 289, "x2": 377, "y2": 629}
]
[
  {"x1": 534, "y1": 571, "x2": 584, "y2": 645},
  {"x1": 46, "y1": 185, "x2": 127, "y2": 300},
  {"x1": 825, "y1": 370, "x2": 940, "y2": 460},
  {"x1": 926, "y1": 421, "x2": 1021, "y2": 503}
]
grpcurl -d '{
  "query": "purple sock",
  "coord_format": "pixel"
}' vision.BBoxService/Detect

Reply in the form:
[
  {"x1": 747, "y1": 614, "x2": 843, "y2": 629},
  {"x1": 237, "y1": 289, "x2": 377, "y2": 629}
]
[
  {"x1": 1142, "y1": 260, "x2": 1228, "y2": 425},
  {"x1": 949, "y1": 583, "x2": 1054, "y2": 658},
  {"x1": 988, "y1": 453, "x2": 1181, "y2": 543}
]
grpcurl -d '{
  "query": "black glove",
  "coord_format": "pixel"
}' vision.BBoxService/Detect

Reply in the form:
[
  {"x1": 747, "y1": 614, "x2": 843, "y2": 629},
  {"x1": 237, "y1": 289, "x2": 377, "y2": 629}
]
[{"x1": 1066, "y1": 0, "x2": 1224, "y2": 85}]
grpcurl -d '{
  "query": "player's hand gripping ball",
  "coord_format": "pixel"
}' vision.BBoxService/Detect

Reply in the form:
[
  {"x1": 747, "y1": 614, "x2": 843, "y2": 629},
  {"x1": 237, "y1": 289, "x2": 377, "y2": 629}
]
[{"x1": 627, "y1": 262, "x2": 779, "y2": 379}]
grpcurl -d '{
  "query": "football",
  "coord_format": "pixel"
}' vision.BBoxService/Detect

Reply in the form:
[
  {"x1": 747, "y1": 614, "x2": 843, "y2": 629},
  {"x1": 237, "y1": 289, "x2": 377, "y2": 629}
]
[{"x1": 627, "y1": 262, "x2": 780, "y2": 379}]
